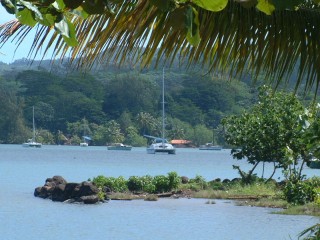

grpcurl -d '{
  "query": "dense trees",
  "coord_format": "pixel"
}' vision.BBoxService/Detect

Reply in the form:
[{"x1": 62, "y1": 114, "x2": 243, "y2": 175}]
[
  {"x1": 223, "y1": 86, "x2": 319, "y2": 183},
  {"x1": 0, "y1": 62, "x2": 258, "y2": 145}
]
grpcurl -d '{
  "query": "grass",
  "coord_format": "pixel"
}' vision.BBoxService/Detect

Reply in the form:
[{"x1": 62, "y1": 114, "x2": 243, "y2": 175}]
[
  {"x1": 277, "y1": 203, "x2": 320, "y2": 216},
  {"x1": 97, "y1": 175, "x2": 320, "y2": 217},
  {"x1": 189, "y1": 181, "x2": 280, "y2": 200},
  {"x1": 179, "y1": 180, "x2": 320, "y2": 216}
]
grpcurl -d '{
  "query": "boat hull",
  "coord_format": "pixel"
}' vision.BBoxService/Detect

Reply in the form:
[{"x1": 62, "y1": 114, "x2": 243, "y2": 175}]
[
  {"x1": 107, "y1": 146, "x2": 132, "y2": 151},
  {"x1": 199, "y1": 143, "x2": 222, "y2": 151},
  {"x1": 107, "y1": 143, "x2": 132, "y2": 151},
  {"x1": 22, "y1": 142, "x2": 42, "y2": 148},
  {"x1": 147, "y1": 143, "x2": 176, "y2": 154}
]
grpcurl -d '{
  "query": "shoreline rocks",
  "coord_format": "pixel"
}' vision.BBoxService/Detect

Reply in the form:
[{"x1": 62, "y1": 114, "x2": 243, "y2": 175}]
[{"x1": 34, "y1": 175, "x2": 104, "y2": 204}]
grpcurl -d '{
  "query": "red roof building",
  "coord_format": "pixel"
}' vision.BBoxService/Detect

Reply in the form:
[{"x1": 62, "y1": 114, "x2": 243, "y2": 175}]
[{"x1": 170, "y1": 139, "x2": 193, "y2": 148}]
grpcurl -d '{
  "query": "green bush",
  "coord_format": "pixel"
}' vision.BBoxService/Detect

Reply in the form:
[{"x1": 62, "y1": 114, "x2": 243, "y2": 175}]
[
  {"x1": 113, "y1": 176, "x2": 128, "y2": 192},
  {"x1": 141, "y1": 175, "x2": 156, "y2": 193},
  {"x1": 189, "y1": 175, "x2": 208, "y2": 190},
  {"x1": 92, "y1": 175, "x2": 108, "y2": 188},
  {"x1": 167, "y1": 171, "x2": 181, "y2": 190},
  {"x1": 127, "y1": 176, "x2": 143, "y2": 192},
  {"x1": 209, "y1": 181, "x2": 226, "y2": 191},
  {"x1": 92, "y1": 176, "x2": 128, "y2": 192},
  {"x1": 283, "y1": 180, "x2": 316, "y2": 205},
  {"x1": 153, "y1": 175, "x2": 170, "y2": 193}
]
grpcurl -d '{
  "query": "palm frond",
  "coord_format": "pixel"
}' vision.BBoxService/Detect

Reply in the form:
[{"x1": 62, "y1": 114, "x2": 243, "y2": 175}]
[{"x1": 1, "y1": 1, "x2": 320, "y2": 92}]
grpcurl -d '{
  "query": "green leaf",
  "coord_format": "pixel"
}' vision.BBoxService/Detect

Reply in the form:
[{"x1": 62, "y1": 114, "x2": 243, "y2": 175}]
[
  {"x1": 63, "y1": 0, "x2": 83, "y2": 9},
  {"x1": 256, "y1": 0, "x2": 275, "y2": 15},
  {"x1": 186, "y1": 6, "x2": 201, "y2": 46},
  {"x1": 38, "y1": 13, "x2": 56, "y2": 26},
  {"x1": 55, "y1": 18, "x2": 78, "y2": 46},
  {"x1": 54, "y1": 18, "x2": 70, "y2": 37},
  {"x1": 192, "y1": 0, "x2": 228, "y2": 12},
  {"x1": 20, "y1": 0, "x2": 43, "y2": 20},
  {"x1": 1, "y1": 0, "x2": 16, "y2": 14},
  {"x1": 53, "y1": 0, "x2": 66, "y2": 10},
  {"x1": 168, "y1": 6, "x2": 188, "y2": 31},
  {"x1": 16, "y1": 8, "x2": 37, "y2": 27},
  {"x1": 71, "y1": 7, "x2": 89, "y2": 19},
  {"x1": 82, "y1": 0, "x2": 106, "y2": 14}
]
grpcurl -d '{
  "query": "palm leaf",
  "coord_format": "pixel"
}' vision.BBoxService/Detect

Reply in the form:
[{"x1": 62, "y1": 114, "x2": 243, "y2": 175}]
[{"x1": 0, "y1": 1, "x2": 320, "y2": 92}]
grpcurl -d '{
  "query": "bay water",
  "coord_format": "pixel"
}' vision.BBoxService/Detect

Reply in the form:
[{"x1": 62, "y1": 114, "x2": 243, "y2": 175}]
[{"x1": 0, "y1": 145, "x2": 318, "y2": 240}]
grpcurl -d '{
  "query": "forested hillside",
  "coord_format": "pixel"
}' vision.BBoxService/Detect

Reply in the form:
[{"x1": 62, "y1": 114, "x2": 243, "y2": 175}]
[{"x1": 0, "y1": 58, "x2": 312, "y2": 146}]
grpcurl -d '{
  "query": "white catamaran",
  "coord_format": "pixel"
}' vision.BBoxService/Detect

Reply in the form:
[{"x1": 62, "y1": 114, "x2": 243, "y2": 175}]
[
  {"x1": 23, "y1": 106, "x2": 42, "y2": 148},
  {"x1": 144, "y1": 69, "x2": 176, "y2": 154}
]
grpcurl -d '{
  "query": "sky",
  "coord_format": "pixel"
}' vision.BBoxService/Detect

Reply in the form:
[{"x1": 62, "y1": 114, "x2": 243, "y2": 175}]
[{"x1": 0, "y1": 8, "x2": 52, "y2": 63}]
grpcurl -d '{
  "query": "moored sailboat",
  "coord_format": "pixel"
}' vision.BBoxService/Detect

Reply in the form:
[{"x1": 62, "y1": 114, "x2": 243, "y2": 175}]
[
  {"x1": 145, "y1": 69, "x2": 176, "y2": 154},
  {"x1": 22, "y1": 106, "x2": 42, "y2": 148}
]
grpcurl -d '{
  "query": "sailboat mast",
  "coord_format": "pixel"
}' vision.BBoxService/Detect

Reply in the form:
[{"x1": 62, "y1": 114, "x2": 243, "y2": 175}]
[
  {"x1": 162, "y1": 68, "x2": 165, "y2": 143},
  {"x1": 32, "y1": 106, "x2": 35, "y2": 142}
]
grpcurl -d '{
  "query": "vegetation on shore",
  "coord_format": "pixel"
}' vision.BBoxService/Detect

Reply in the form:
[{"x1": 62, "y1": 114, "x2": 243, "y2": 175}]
[{"x1": 90, "y1": 172, "x2": 320, "y2": 217}]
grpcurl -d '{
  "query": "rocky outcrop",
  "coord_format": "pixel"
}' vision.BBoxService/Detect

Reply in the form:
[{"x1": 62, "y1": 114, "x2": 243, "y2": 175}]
[{"x1": 34, "y1": 175, "x2": 105, "y2": 204}]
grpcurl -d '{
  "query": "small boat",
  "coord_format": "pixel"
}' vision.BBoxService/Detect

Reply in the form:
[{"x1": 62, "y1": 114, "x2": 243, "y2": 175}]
[
  {"x1": 22, "y1": 106, "x2": 42, "y2": 148},
  {"x1": 80, "y1": 136, "x2": 91, "y2": 147},
  {"x1": 145, "y1": 136, "x2": 176, "y2": 154},
  {"x1": 107, "y1": 143, "x2": 132, "y2": 151},
  {"x1": 80, "y1": 142, "x2": 89, "y2": 147},
  {"x1": 307, "y1": 158, "x2": 320, "y2": 169},
  {"x1": 199, "y1": 143, "x2": 222, "y2": 150},
  {"x1": 144, "y1": 69, "x2": 176, "y2": 155}
]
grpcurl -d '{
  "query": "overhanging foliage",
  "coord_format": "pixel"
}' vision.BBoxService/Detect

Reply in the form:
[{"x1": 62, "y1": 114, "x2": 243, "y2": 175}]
[{"x1": 0, "y1": 1, "x2": 320, "y2": 92}]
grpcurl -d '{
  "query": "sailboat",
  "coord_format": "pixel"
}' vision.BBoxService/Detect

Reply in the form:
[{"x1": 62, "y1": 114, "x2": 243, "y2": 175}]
[
  {"x1": 22, "y1": 106, "x2": 42, "y2": 148},
  {"x1": 144, "y1": 69, "x2": 176, "y2": 154},
  {"x1": 80, "y1": 136, "x2": 91, "y2": 147}
]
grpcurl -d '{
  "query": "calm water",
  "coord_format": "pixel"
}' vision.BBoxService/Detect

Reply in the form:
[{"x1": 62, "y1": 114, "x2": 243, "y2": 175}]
[{"x1": 0, "y1": 144, "x2": 318, "y2": 240}]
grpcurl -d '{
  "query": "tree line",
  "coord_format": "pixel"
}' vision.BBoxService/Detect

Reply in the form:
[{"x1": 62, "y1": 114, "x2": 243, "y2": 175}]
[{"x1": 0, "y1": 60, "x2": 258, "y2": 146}]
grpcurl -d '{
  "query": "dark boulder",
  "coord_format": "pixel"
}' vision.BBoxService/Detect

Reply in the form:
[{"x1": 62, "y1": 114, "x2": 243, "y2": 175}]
[
  {"x1": 52, "y1": 184, "x2": 67, "y2": 202},
  {"x1": 46, "y1": 176, "x2": 67, "y2": 186},
  {"x1": 181, "y1": 176, "x2": 189, "y2": 184},
  {"x1": 80, "y1": 195, "x2": 99, "y2": 204},
  {"x1": 64, "y1": 183, "x2": 81, "y2": 199},
  {"x1": 34, "y1": 176, "x2": 103, "y2": 204},
  {"x1": 79, "y1": 181, "x2": 99, "y2": 196}
]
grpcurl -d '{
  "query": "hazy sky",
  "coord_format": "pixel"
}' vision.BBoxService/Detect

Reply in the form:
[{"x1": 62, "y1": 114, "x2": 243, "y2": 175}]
[{"x1": 0, "y1": 8, "x2": 53, "y2": 63}]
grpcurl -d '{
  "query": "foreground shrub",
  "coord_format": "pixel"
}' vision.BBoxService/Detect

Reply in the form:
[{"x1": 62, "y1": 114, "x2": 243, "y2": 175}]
[
  {"x1": 153, "y1": 175, "x2": 170, "y2": 193},
  {"x1": 92, "y1": 175, "x2": 108, "y2": 188},
  {"x1": 298, "y1": 224, "x2": 320, "y2": 240},
  {"x1": 189, "y1": 175, "x2": 208, "y2": 190},
  {"x1": 92, "y1": 176, "x2": 128, "y2": 192},
  {"x1": 141, "y1": 175, "x2": 156, "y2": 193},
  {"x1": 168, "y1": 172, "x2": 181, "y2": 190},
  {"x1": 283, "y1": 179, "x2": 316, "y2": 205},
  {"x1": 127, "y1": 176, "x2": 143, "y2": 192}
]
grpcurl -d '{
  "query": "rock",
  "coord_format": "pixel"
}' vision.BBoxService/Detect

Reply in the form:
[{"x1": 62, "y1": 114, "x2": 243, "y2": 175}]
[
  {"x1": 80, "y1": 195, "x2": 99, "y2": 204},
  {"x1": 34, "y1": 176, "x2": 102, "y2": 204},
  {"x1": 46, "y1": 176, "x2": 67, "y2": 186},
  {"x1": 222, "y1": 179, "x2": 231, "y2": 184},
  {"x1": 181, "y1": 176, "x2": 189, "y2": 184},
  {"x1": 64, "y1": 183, "x2": 81, "y2": 199},
  {"x1": 78, "y1": 181, "x2": 99, "y2": 196},
  {"x1": 52, "y1": 184, "x2": 67, "y2": 202}
]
